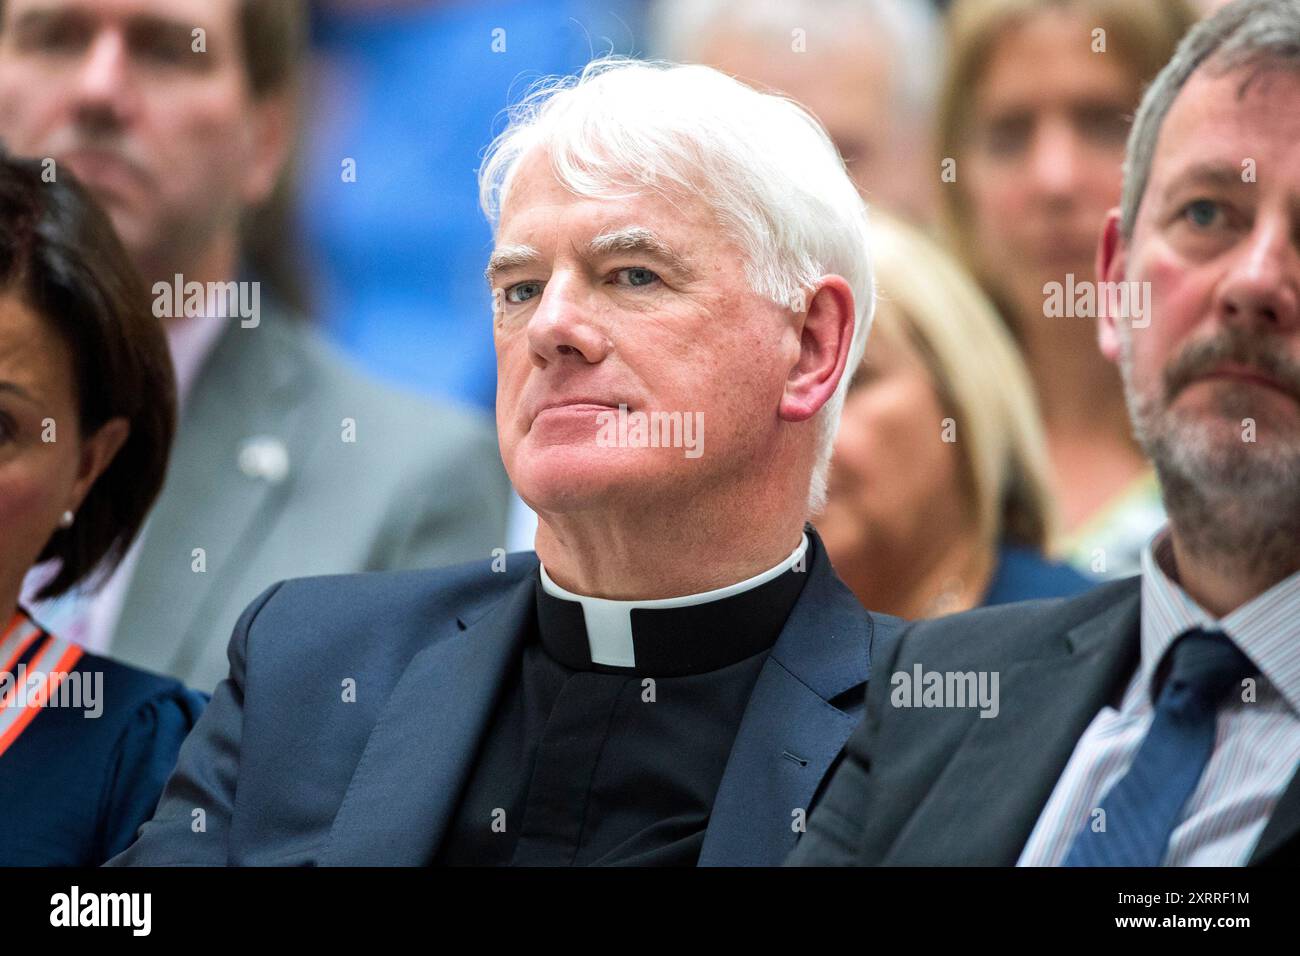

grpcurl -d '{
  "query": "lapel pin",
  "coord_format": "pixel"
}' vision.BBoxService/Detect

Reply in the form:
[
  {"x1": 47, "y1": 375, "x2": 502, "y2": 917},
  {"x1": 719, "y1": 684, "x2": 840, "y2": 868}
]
[{"x1": 237, "y1": 435, "x2": 290, "y2": 484}]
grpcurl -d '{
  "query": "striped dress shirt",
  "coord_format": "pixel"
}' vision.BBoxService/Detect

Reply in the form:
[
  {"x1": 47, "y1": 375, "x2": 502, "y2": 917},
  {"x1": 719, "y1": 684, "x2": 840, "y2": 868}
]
[{"x1": 1018, "y1": 527, "x2": 1300, "y2": 866}]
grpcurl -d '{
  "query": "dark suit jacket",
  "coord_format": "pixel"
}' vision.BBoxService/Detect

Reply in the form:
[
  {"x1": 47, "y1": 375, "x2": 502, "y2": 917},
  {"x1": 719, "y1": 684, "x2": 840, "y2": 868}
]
[
  {"x1": 787, "y1": 577, "x2": 1299, "y2": 866},
  {"x1": 109, "y1": 533, "x2": 904, "y2": 866}
]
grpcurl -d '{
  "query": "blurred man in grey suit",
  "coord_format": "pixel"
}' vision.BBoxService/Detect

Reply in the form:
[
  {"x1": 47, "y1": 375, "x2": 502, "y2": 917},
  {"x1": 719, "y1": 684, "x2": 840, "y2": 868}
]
[{"x1": 0, "y1": 0, "x2": 510, "y2": 690}]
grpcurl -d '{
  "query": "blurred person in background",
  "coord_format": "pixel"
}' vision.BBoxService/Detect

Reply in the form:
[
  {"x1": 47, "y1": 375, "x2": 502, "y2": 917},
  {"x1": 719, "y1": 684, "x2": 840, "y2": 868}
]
[
  {"x1": 299, "y1": 0, "x2": 646, "y2": 555},
  {"x1": 937, "y1": 0, "x2": 1198, "y2": 575},
  {"x1": 299, "y1": 0, "x2": 645, "y2": 412},
  {"x1": 0, "y1": 155, "x2": 205, "y2": 866},
  {"x1": 0, "y1": 0, "x2": 511, "y2": 692},
  {"x1": 818, "y1": 213, "x2": 1095, "y2": 619},
  {"x1": 649, "y1": 0, "x2": 941, "y2": 226},
  {"x1": 792, "y1": 0, "x2": 1300, "y2": 867}
]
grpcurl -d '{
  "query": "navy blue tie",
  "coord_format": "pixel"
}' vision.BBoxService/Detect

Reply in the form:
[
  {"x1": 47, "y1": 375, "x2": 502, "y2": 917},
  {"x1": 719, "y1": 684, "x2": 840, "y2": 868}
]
[{"x1": 1062, "y1": 628, "x2": 1256, "y2": 867}]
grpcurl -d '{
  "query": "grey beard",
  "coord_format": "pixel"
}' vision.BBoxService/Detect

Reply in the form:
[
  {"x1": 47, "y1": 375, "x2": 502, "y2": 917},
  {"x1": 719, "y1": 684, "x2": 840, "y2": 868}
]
[{"x1": 1128, "y1": 380, "x2": 1300, "y2": 587}]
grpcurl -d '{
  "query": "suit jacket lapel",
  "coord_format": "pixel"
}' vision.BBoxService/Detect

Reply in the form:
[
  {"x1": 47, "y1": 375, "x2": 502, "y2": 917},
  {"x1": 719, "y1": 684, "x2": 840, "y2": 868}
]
[
  {"x1": 883, "y1": 589, "x2": 1141, "y2": 865},
  {"x1": 112, "y1": 314, "x2": 310, "y2": 674},
  {"x1": 320, "y1": 569, "x2": 536, "y2": 865},
  {"x1": 1250, "y1": 767, "x2": 1300, "y2": 865},
  {"x1": 699, "y1": 537, "x2": 876, "y2": 866}
]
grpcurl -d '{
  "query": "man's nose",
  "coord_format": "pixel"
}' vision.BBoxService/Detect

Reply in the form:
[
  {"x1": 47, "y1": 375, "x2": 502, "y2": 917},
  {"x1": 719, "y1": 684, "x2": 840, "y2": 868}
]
[
  {"x1": 72, "y1": 32, "x2": 134, "y2": 126},
  {"x1": 1215, "y1": 215, "x2": 1299, "y2": 332},
  {"x1": 525, "y1": 274, "x2": 612, "y2": 368}
]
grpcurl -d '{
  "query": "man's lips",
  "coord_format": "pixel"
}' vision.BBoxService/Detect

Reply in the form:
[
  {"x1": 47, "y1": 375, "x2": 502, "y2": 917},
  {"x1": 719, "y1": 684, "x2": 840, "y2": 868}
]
[
  {"x1": 61, "y1": 149, "x2": 149, "y2": 195},
  {"x1": 530, "y1": 400, "x2": 624, "y2": 423},
  {"x1": 1186, "y1": 364, "x2": 1297, "y2": 399}
]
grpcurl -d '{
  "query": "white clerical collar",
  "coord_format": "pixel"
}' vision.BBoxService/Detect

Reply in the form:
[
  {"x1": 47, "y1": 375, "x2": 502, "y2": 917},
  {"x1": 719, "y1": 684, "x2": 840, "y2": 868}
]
[{"x1": 537, "y1": 533, "x2": 809, "y2": 668}]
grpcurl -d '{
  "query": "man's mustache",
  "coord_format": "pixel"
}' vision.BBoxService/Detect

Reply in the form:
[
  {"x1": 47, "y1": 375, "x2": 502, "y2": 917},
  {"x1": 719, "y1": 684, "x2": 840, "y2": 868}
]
[
  {"x1": 41, "y1": 129, "x2": 150, "y2": 179},
  {"x1": 1163, "y1": 329, "x2": 1300, "y2": 405}
]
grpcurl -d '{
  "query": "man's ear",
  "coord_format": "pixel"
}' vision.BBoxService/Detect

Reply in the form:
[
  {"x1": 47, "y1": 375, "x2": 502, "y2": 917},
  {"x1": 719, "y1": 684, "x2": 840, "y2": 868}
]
[
  {"x1": 66, "y1": 417, "x2": 130, "y2": 515},
  {"x1": 778, "y1": 275, "x2": 856, "y2": 423},
  {"x1": 1096, "y1": 207, "x2": 1127, "y2": 363},
  {"x1": 239, "y1": 91, "x2": 295, "y2": 208}
]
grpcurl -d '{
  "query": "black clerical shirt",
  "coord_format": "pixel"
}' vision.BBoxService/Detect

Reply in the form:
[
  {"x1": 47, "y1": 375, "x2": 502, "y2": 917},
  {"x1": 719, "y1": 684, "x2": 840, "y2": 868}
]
[{"x1": 434, "y1": 548, "x2": 810, "y2": 866}]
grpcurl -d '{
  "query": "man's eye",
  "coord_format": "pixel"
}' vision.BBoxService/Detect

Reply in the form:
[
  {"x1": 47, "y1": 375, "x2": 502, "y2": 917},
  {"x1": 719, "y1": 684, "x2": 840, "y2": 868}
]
[
  {"x1": 1076, "y1": 106, "x2": 1130, "y2": 147},
  {"x1": 21, "y1": 21, "x2": 89, "y2": 54},
  {"x1": 134, "y1": 36, "x2": 195, "y2": 66},
  {"x1": 505, "y1": 281, "x2": 544, "y2": 304},
  {"x1": 1181, "y1": 198, "x2": 1224, "y2": 229},
  {"x1": 980, "y1": 116, "x2": 1032, "y2": 157},
  {"x1": 613, "y1": 267, "x2": 660, "y2": 288}
]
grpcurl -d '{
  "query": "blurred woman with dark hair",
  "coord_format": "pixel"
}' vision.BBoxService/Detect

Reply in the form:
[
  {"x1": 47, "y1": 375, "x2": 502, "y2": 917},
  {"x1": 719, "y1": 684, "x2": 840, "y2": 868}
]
[{"x1": 0, "y1": 154, "x2": 204, "y2": 865}]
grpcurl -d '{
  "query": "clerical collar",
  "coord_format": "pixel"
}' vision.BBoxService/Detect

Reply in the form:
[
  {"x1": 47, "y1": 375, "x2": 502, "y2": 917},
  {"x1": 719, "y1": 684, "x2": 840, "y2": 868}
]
[{"x1": 535, "y1": 533, "x2": 811, "y2": 677}]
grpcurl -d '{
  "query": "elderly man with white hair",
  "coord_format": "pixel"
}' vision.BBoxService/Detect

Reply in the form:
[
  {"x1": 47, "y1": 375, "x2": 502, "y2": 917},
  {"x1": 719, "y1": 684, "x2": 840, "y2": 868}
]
[{"x1": 109, "y1": 56, "x2": 900, "y2": 866}]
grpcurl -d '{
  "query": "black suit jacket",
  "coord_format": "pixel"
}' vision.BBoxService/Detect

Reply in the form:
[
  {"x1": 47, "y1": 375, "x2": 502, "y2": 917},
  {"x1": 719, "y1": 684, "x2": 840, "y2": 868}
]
[
  {"x1": 788, "y1": 577, "x2": 1300, "y2": 866},
  {"x1": 109, "y1": 530, "x2": 905, "y2": 866}
]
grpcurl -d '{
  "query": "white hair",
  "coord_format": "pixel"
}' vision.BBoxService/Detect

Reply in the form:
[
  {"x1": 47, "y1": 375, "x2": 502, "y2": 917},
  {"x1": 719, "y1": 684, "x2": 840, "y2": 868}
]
[{"x1": 478, "y1": 56, "x2": 875, "y2": 515}]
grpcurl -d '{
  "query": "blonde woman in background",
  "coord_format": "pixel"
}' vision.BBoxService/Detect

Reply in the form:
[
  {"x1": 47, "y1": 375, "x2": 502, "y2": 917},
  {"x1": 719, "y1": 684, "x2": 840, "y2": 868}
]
[
  {"x1": 817, "y1": 213, "x2": 1095, "y2": 620},
  {"x1": 936, "y1": 0, "x2": 1197, "y2": 576}
]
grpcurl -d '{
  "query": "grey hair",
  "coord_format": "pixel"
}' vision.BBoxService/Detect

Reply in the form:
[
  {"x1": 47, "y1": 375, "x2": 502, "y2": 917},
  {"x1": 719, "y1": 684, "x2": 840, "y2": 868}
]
[
  {"x1": 478, "y1": 56, "x2": 875, "y2": 516},
  {"x1": 647, "y1": 0, "x2": 942, "y2": 118},
  {"x1": 1121, "y1": 0, "x2": 1300, "y2": 237}
]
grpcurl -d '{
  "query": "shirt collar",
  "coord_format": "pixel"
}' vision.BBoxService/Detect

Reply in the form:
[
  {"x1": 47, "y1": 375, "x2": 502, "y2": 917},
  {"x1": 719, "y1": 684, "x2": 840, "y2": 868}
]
[
  {"x1": 164, "y1": 310, "x2": 228, "y2": 412},
  {"x1": 1140, "y1": 525, "x2": 1300, "y2": 713},
  {"x1": 535, "y1": 532, "x2": 810, "y2": 676}
]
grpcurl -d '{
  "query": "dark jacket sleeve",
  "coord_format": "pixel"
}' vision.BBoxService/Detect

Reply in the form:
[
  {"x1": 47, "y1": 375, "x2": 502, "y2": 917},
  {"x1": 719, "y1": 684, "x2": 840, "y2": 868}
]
[
  {"x1": 104, "y1": 581, "x2": 283, "y2": 866},
  {"x1": 97, "y1": 686, "x2": 208, "y2": 862},
  {"x1": 786, "y1": 617, "x2": 914, "y2": 867}
]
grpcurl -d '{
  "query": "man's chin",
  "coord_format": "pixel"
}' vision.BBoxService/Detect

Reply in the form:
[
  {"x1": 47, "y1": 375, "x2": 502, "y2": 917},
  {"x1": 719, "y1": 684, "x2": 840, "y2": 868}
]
[
  {"x1": 1150, "y1": 413, "x2": 1300, "y2": 494},
  {"x1": 97, "y1": 206, "x2": 150, "y2": 260},
  {"x1": 511, "y1": 449, "x2": 677, "y2": 515}
]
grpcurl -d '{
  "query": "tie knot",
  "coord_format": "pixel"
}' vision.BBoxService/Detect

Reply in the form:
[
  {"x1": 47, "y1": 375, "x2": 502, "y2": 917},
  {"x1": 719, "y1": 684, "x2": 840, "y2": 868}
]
[{"x1": 1158, "y1": 628, "x2": 1256, "y2": 709}]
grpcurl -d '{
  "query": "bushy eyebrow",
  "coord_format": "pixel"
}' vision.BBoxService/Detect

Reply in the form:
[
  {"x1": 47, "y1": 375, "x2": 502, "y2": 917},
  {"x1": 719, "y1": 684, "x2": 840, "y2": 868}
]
[
  {"x1": 484, "y1": 243, "x2": 542, "y2": 287},
  {"x1": 1159, "y1": 161, "x2": 1249, "y2": 205},
  {"x1": 8, "y1": 6, "x2": 87, "y2": 34},
  {"x1": 584, "y1": 227, "x2": 695, "y2": 279},
  {"x1": 10, "y1": 6, "x2": 205, "y2": 50},
  {"x1": 484, "y1": 227, "x2": 697, "y2": 288}
]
